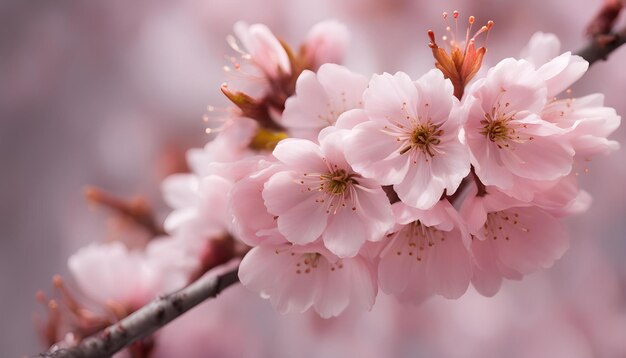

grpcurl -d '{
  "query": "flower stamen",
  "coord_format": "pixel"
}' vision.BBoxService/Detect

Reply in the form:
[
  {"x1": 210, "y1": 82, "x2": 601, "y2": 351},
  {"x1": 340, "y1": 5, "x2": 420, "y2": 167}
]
[{"x1": 320, "y1": 169, "x2": 357, "y2": 196}]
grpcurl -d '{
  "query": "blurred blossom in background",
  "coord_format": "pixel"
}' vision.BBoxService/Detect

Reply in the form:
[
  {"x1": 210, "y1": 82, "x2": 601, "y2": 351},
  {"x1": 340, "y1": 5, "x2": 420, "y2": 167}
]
[{"x1": 1, "y1": 0, "x2": 625, "y2": 357}]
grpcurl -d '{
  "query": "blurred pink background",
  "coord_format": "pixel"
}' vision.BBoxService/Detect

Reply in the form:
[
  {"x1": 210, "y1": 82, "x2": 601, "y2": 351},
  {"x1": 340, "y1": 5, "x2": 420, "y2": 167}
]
[{"x1": 1, "y1": 0, "x2": 625, "y2": 356}]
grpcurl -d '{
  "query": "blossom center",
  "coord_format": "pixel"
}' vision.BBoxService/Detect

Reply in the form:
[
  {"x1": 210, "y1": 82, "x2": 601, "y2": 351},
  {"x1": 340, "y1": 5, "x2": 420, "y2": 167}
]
[
  {"x1": 320, "y1": 169, "x2": 356, "y2": 195},
  {"x1": 482, "y1": 118, "x2": 511, "y2": 142},
  {"x1": 303, "y1": 253, "x2": 321, "y2": 267},
  {"x1": 293, "y1": 252, "x2": 345, "y2": 275},
  {"x1": 413, "y1": 123, "x2": 443, "y2": 155},
  {"x1": 400, "y1": 122, "x2": 444, "y2": 156},
  {"x1": 482, "y1": 211, "x2": 530, "y2": 241},
  {"x1": 302, "y1": 166, "x2": 360, "y2": 214},
  {"x1": 480, "y1": 101, "x2": 518, "y2": 147},
  {"x1": 293, "y1": 252, "x2": 321, "y2": 274},
  {"x1": 392, "y1": 221, "x2": 446, "y2": 262}
]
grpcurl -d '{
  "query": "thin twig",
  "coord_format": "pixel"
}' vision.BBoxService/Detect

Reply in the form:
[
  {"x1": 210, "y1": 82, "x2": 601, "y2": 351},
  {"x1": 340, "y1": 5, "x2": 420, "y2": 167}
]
[
  {"x1": 84, "y1": 186, "x2": 166, "y2": 237},
  {"x1": 35, "y1": 268, "x2": 239, "y2": 358}
]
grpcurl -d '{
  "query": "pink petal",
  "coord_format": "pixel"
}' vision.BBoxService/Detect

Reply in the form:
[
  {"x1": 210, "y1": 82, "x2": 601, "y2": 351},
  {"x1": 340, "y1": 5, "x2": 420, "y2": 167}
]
[
  {"x1": 521, "y1": 31, "x2": 561, "y2": 67},
  {"x1": 282, "y1": 70, "x2": 331, "y2": 129},
  {"x1": 495, "y1": 207, "x2": 569, "y2": 274},
  {"x1": 537, "y1": 52, "x2": 588, "y2": 98},
  {"x1": 312, "y1": 257, "x2": 351, "y2": 317},
  {"x1": 303, "y1": 19, "x2": 349, "y2": 68},
  {"x1": 277, "y1": 200, "x2": 327, "y2": 244},
  {"x1": 477, "y1": 58, "x2": 547, "y2": 114},
  {"x1": 378, "y1": 233, "x2": 415, "y2": 294},
  {"x1": 413, "y1": 69, "x2": 456, "y2": 125},
  {"x1": 394, "y1": 159, "x2": 443, "y2": 209},
  {"x1": 234, "y1": 22, "x2": 290, "y2": 78},
  {"x1": 162, "y1": 174, "x2": 199, "y2": 209},
  {"x1": 239, "y1": 245, "x2": 317, "y2": 314},
  {"x1": 230, "y1": 168, "x2": 279, "y2": 246},
  {"x1": 363, "y1": 72, "x2": 419, "y2": 123},
  {"x1": 344, "y1": 256, "x2": 377, "y2": 311},
  {"x1": 430, "y1": 138, "x2": 470, "y2": 194},
  {"x1": 425, "y1": 232, "x2": 472, "y2": 298},
  {"x1": 397, "y1": 261, "x2": 432, "y2": 304},
  {"x1": 335, "y1": 108, "x2": 369, "y2": 129},
  {"x1": 317, "y1": 63, "x2": 368, "y2": 113},
  {"x1": 263, "y1": 171, "x2": 328, "y2": 244},
  {"x1": 460, "y1": 190, "x2": 488, "y2": 236},
  {"x1": 471, "y1": 265, "x2": 503, "y2": 297},
  {"x1": 501, "y1": 136, "x2": 573, "y2": 181},
  {"x1": 324, "y1": 208, "x2": 367, "y2": 258},
  {"x1": 344, "y1": 121, "x2": 409, "y2": 184},
  {"x1": 354, "y1": 182, "x2": 395, "y2": 238},
  {"x1": 164, "y1": 207, "x2": 196, "y2": 234},
  {"x1": 318, "y1": 129, "x2": 351, "y2": 170},
  {"x1": 272, "y1": 138, "x2": 327, "y2": 173}
]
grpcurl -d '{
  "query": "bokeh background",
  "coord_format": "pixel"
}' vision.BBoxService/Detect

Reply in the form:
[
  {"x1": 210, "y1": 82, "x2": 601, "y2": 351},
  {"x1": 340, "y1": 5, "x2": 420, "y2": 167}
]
[{"x1": 1, "y1": 0, "x2": 625, "y2": 357}]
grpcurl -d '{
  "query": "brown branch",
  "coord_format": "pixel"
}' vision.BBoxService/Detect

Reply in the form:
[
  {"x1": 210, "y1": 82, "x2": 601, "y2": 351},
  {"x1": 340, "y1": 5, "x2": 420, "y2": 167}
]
[
  {"x1": 35, "y1": 267, "x2": 240, "y2": 358},
  {"x1": 575, "y1": 30, "x2": 626, "y2": 66},
  {"x1": 576, "y1": 1, "x2": 626, "y2": 65},
  {"x1": 586, "y1": 0, "x2": 623, "y2": 37}
]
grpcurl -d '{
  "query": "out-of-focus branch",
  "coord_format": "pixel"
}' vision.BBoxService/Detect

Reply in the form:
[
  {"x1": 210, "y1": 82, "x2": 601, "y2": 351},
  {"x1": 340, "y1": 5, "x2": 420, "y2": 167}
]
[
  {"x1": 576, "y1": 0, "x2": 626, "y2": 65},
  {"x1": 576, "y1": 30, "x2": 626, "y2": 65},
  {"x1": 35, "y1": 268, "x2": 240, "y2": 358},
  {"x1": 586, "y1": 0, "x2": 623, "y2": 37},
  {"x1": 84, "y1": 186, "x2": 166, "y2": 237}
]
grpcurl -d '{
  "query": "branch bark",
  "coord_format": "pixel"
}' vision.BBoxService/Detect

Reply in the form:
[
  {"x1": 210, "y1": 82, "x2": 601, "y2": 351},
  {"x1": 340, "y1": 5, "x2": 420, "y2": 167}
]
[
  {"x1": 576, "y1": 1, "x2": 626, "y2": 65},
  {"x1": 575, "y1": 31, "x2": 626, "y2": 66},
  {"x1": 35, "y1": 268, "x2": 240, "y2": 358}
]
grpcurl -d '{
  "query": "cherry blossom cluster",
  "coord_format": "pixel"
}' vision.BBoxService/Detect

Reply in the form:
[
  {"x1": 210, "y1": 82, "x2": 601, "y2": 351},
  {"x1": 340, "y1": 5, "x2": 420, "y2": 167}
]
[
  {"x1": 38, "y1": 18, "x2": 620, "y2": 337},
  {"x1": 200, "y1": 18, "x2": 619, "y2": 318}
]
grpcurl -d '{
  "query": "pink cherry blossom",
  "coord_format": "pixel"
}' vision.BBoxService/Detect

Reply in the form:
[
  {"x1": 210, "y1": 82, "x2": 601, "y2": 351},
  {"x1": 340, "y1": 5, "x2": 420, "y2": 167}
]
[
  {"x1": 529, "y1": 174, "x2": 592, "y2": 217},
  {"x1": 302, "y1": 19, "x2": 350, "y2": 70},
  {"x1": 186, "y1": 116, "x2": 259, "y2": 177},
  {"x1": 238, "y1": 241, "x2": 377, "y2": 318},
  {"x1": 521, "y1": 32, "x2": 588, "y2": 98},
  {"x1": 162, "y1": 173, "x2": 233, "y2": 241},
  {"x1": 542, "y1": 93, "x2": 621, "y2": 157},
  {"x1": 344, "y1": 69, "x2": 470, "y2": 209},
  {"x1": 463, "y1": 58, "x2": 574, "y2": 200},
  {"x1": 163, "y1": 118, "x2": 266, "y2": 244},
  {"x1": 230, "y1": 21, "x2": 290, "y2": 80},
  {"x1": 68, "y1": 238, "x2": 192, "y2": 310},
  {"x1": 521, "y1": 32, "x2": 620, "y2": 157},
  {"x1": 535, "y1": 51, "x2": 588, "y2": 98},
  {"x1": 460, "y1": 185, "x2": 569, "y2": 296},
  {"x1": 263, "y1": 130, "x2": 394, "y2": 257},
  {"x1": 229, "y1": 160, "x2": 285, "y2": 246},
  {"x1": 281, "y1": 63, "x2": 367, "y2": 140},
  {"x1": 335, "y1": 108, "x2": 370, "y2": 130},
  {"x1": 521, "y1": 32, "x2": 561, "y2": 67},
  {"x1": 378, "y1": 200, "x2": 472, "y2": 304}
]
